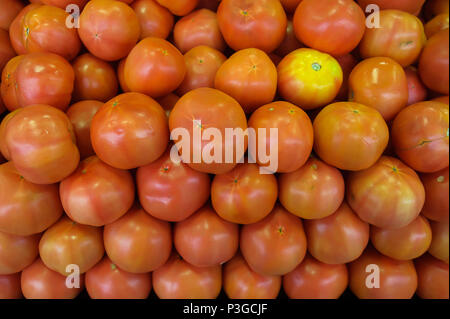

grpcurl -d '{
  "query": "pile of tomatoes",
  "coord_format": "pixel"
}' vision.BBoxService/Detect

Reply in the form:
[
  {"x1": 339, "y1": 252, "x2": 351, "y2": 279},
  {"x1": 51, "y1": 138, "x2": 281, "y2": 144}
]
[{"x1": 0, "y1": 0, "x2": 449, "y2": 300}]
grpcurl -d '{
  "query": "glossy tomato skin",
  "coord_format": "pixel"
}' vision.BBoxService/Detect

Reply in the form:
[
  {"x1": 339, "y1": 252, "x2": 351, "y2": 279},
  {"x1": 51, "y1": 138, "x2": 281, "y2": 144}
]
[
  {"x1": 215, "y1": 49, "x2": 277, "y2": 114},
  {"x1": 415, "y1": 254, "x2": 449, "y2": 299},
  {"x1": 132, "y1": 0, "x2": 174, "y2": 40},
  {"x1": 420, "y1": 167, "x2": 449, "y2": 222},
  {"x1": 278, "y1": 48, "x2": 343, "y2": 110},
  {"x1": 0, "y1": 29, "x2": 15, "y2": 72},
  {"x1": 116, "y1": 58, "x2": 130, "y2": 93},
  {"x1": 293, "y1": 0, "x2": 365, "y2": 56},
  {"x1": 335, "y1": 54, "x2": 358, "y2": 101},
  {"x1": 86, "y1": 256, "x2": 152, "y2": 299},
  {"x1": 104, "y1": 206, "x2": 172, "y2": 273},
  {"x1": 357, "y1": 0, "x2": 426, "y2": 15},
  {"x1": 283, "y1": 254, "x2": 348, "y2": 299},
  {"x1": 429, "y1": 221, "x2": 449, "y2": 264},
  {"x1": 240, "y1": 205, "x2": 307, "y2": 276},
  {"x1": 0, "y1": 0, "x2": 24, "y2": 31},
  {"x1": 224, "y1": 254, "x2": 281, "y2": 299},
  {"x1": 279, "y1": 157, "x2": 345, "y2": 220},
  {"x1": 217, "y1": 0, "x2": 287, "y2": 53},
  {"x1": 405, "y1": 66, "x2": 428, "y2": 106},
  {"x1": 156, "y1": 0, "x2": 199, "y2": 16},
  {"x1": 78, "y1": 0, "x2": 140, "y2": 61},
  {"x1": 391, "y1": 101, "x2": 449, "y2": 173},
  {"x1": 91, "y1": 92, "x2": 169, "y2": 170},
  {"x1": 21, "y1": 258, "x2": 84, "y2": 299},
  {"x1": 0, "y1": 230, "x2": 39, "y2": 275},
  {"x1": 274, "y1": 20, "x2": 303, "y2": 58},
  {"x1": 313, "y1": 102, "x2": 389, "y2": 171},
  {"x1": 0, "y1": 273, "x2": 22, "y2": 299},
  {"x1": 424, "y1": 13, "x2": 449, "y2": 38}
]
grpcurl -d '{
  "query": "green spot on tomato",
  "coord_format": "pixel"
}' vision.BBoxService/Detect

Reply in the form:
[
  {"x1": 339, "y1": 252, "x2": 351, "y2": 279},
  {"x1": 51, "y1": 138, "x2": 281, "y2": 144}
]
[
  {"x1": 437, "y1": 176, "x2": 445, "y2": 183},
  {"x1": 312, "y1": 62, "x2": 322, "y2": 71}
]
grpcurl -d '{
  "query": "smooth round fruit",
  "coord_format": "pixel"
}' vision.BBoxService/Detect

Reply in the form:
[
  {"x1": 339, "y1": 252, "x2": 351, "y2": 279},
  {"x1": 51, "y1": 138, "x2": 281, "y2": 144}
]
[
  {"x1": 132, "y1": 0, "x2": 174, "y2": 39},
  {"x1": 274, "y1": 20, "x2": 303, "y2": 58},
  {"x1": 405, "y1": 66, "x2": 428, "y2": 106},
  {"x1": 0, "y1": 273, "x2": 22, "y2": 299},
  {"x1": 0, "y1": 29, "x2": 16, "y2": 71},
  {"x1": 357, "y1": 0, "x2": 426, "y2": 15},
  {"x1": 420, "y1": 167, "x2": 449, "y2": 222},
  {"x1": 424, "y1": 13, "x2": 449, "y2": 38},
  {"x1": 0, "y1": 0, "x2": 24, "y2": 30},
  {"x1": 0, "y1": 230, "x2": 39, "y2": 275},
  {"x1": 429, "y1": 221, "x2": 449, "y2": 264},
  {"x1": 156, "y1": 0, "x2": 199, "y2": 16},
  {"x1": 415, "y1": 254, "x2": 449, "y2": 299},
  {"x1": 335, "y1": 54, "x2": 358, "y2": 101}
]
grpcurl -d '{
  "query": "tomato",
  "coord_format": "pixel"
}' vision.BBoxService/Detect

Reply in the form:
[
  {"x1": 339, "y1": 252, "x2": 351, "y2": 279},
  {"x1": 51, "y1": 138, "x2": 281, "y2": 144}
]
[
  {"x1": 156, "y1": 0, "x2": 199, "y2": 16},
  {"x1": 104, "y1": 206, "x2": 172, "y2": 273},
  {"x1": 215, "y1": 49, "x2": 277, "y2": 114},
  {"x1": 40, "y1": 0, "x2": 88, "y2": 9},
  {"x1": 224, "y1": 253, "x2": 281, "y2": 299},
  {"x1": 420, "y1": 167, "x2": 449, "y2": 222},
  {"x1": 197, "y1": 0, "x2": 220, "y2": 11},
  {"x1": 419, "y1": 29, "x2": 449, "y2": 95},
  {"x1": 124, "y1": 37, "x2": 186, "y2": 98},
  {"x1": 72, "y1": 53, "x2": 118, "y2": 103},
  {"x1": 425, "y1": 14, "x2": 449, "y2": 38},
  {"x1": 274, "y1": 20, "x2": 303, "y2": 58},
  {"x1": 424, "y1": 0, "x2": 449, "y2": 20},
  {"x1": 177, "y1": 45, "x2": 226, "y2": 97},
  {"x1": 391, "y1": 101, "x2": 449, "y2": 173},
  {"x1": 349, "y1": 57, "x2": 409, "y2": 121},
  {"x1": 278, "y1": 48, "x2": 343, "y2": 110},
  {"x1": 91, "y1": 92, "x2": 169, "y2": 170},
  {"x1": 157, "y1": 93, "x2": 180, "y2": 117},
  {"x1": 415, "y1": 254, "x2": 449, "y2": 299},
  {"x1": 405, "y1": 66, "x2": 428, "y2": 106},
  {"x1": 169, "y1": 88, "x2": 248, "y2": 175},
  {"x1": 360, "y1": 10, "x2": 426, "y2": 67},
  {"x1": 429, "y1": 221, "x2": 449, "y2": 264},
  {"x1": 86, "y1": 256, "x2": 152, "y2": 299},
  {"x1": 78, "y1": 0, "x2": 140, "y2": 61},
  {"x1": 357, "y1": 0, "x2": 426, "y2": 15},
  {"x1": 116, "y1": 58, "x2": 130, "y2": 93},
  {"x1": 280, "y1": 0, "x2": 302, "y2": 13},
  {"x1": 0, "y1": 29, "x2": 15, "y2": 72},
  {"x1": 0, "y1": 0, "x2": 24, "y2": 30},
  {"x1": 279, "y1": 157, "x2": 345, "y2": 220},
  {"x1": 21, "y1": 258, "x2": 84, "y2": 299},
  {"x1": 293, "y1": 0, "x2": 365, "y2": 57},
  {"x1": 313, "y1": 102, "x2": 389, "y2": 171},
  {"x1": 1, "y1": 52, "x2": 74, "y2": 111},
  {"x1": 217, "y1": 0, "x2": 287, "y2": 53},
  {"x1": 131, "y1": 0, "x2": 174, "y2": 39},
  {"x1": 240, "y1": 205, "x2": 307, "y2": 276},
  {"x1": 283, "y1": 254, "x2": 348, "y2": 299},
  {"x1": 335, "y1": 54, "x2": 358, "y2": 101},
  {"x1": 174, "y1": 205, "x2": 239, "y2": 267},
  {"x1": 137, "y1": 148, "x2": 211, "y2": 222},
  {"x1": 39, "y1": 216, "x2": 104, "y2": 275},
  {"x1": 0, "y1": 273, "x2": 22, "y2": 299},
  {"x1": 153, "y1": 253, "x2": 222, "y2": 299},
  {"x1": 433, "y1": 96, "x2": 450, "y2": 104},
  {"x1": 0, "y1": 230, "x2": 39, "y2": 275},
  {"x1": 174, "y1": 9, "x2": 226, "y2": 54}
]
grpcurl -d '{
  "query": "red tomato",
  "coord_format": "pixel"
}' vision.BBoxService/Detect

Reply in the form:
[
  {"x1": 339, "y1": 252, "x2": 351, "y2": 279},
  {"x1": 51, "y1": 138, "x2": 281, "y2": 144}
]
[
  {"x1": 157, "y1": 93, "x2": 180, "y2": 117},
  {"x1": 424, "y1": 0, "x2": 450, "y2": 20},
  {"x1": 197, "y1": 0, "x2": 220, "y2": 11},
  {"x1": 313, "y1": 102, "x2": 389, "y2": 171},
  {"x1": 0, "y1": 0, "x2": 24, "y2": 30},
  {"x1": 156, "y1": 0, "x2": 199, "y2": 16},
  {"x1": 420, "y1": 167, "x2": 449, "y2": 222},
  {"x1": 1, "y1": 112, "x2": 21, "y2": 158},
  {"x1": 240, "y1": 205, "x2": 307, "y2": 276},
  {"x1": 274, "y1": 20, "x2": 303, "y2": 58},
  {"x1": 425, "y1": 13, "x2": 449, "y2": 38},
  {"x1": 335, "y1": 54, "x2": 358, "y2": 101},
  {"x1": 40, "y1": 0, "x2": 88, "y2": 9},
  {"x1": 0, "y1": 230, "x2": 39, "y2": 275},
  {"x1": 405, "y1": 66, "x2": 428, "y2": 106},
  {"x1": 391, "y1": 101, "x2": 449, "y2": 173},
  {"x1": 104, "y1": 206, "x2": 172, "y2": 273},
  {"x1": 215, "y1": 49, "x2": 277, "y2": 114},
  {"x1": 0, "y1": 162, "x2": 62, "y2": 236},
  {"x1": 174, "y1": 9, "x2": 226, "y2": 54},
  {"x1": 0, "y1": 273, "x2": 22, "y2": 299},
  {"x1": 78, "y1": 0, "x2": 140, "y2": 61},
  {"x1": 0, "y1": 29, "x2": 15, "y2": 72},
  {"x1": 153, "y1": 253, "x2": 222, "y2": 299},
  {"x1": 280, "y1": 0, "x2": 302, "y2": 13},
  {"x1": 86, "y1": 256, "x2": 152, "y2": 299},
  {"x1": 116, "y1": 58, "x2": 130, "y2": 93},
  {"x1": 217, "y1": 0, "x2": 287, "y2": 53},
  {"x1": 174, "y1": 205, "x2": 239, "y2": 267},
  {"x1": 357, "y1": 0, "x2": 426, "y2": 15},
  {"x1": 283, "y1": 254, "x2": 348, "y2": 299},
  {"x1": 415, "y1": 254, "x2": 449, "y2": 299},
  {"x1": 131, "y1": 0, "x2": 174, "y2": 40},
  {"x1": 91, "y1": 92, "x2": 169, "y2": 170},
  {"x1": 433, "y1": 95, "x2": 450, "y2": 104},
  {"x1": 428, "y1": 221, "x2": 449, "y2": 264},
  {"x1": 137, "y1": 148, "x2": 211, "y2": 222}
]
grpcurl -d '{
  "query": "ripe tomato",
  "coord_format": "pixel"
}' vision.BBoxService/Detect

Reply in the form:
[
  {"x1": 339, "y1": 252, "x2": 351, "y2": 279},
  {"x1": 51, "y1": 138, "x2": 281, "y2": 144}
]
[
  {"x1": 85, "y1": 256, "x2": 152, "y2": 299},
  {"x1": 0, "y1": 230, "x2": 39, "y2": 275},
  {"x1": 279, "y1": 157, "x2": 345, "y2": 220},
  {"x1": 240, "y1": 205, "x2": 307, "y2": 276},
  {"x1": 215, "y1": 49, "x2": 277, "y2": 114},
  {"x1": 40, "y1": 0, "x2": 88, "y2": 9},
  {"x1": 280, "y1": 0, "x2": 302, "y2": 13},
  {"x1": 274, "y1": 20, "x2": 303, "y2": 58},
  {"x1": 313, "y1": 102, "x2": 389, "y2": 171},
  {"x1": 391, "y1": 101, "x2": 449, "y2": 173},
  {"x1": 224, "y1": 253, "x2": 281, "y2": 299},
  {"x1": 131, "y1": 0, "x2": 174, "y2": 40},
  {"x1": 349, "y1": 57, "x2": 409, "y2": 121},
  {"x1": 91, "y1": 92, "x2": 169, "y2": 170},
  {"x1": 405, "y1": 66, "x2": 428, "y2": 106},
  {"x1": 104, "y1": 206, "x2": 172, "y2": 273},
  {"x1": 39, "y1": 216, "x2": 104, "y2": 275},
  {"x1": 415, "y1": 254, "x2": 449, "y2": 299},
  {"x1": 116, "y1": 58, "x2": 130, "y2": 93},
  {"x1": 21, "y1": 258, "x2": 84, "y2": 299},
  {"x1": 217, "y1": 0, "x2": 287, "y2": 53},
  {"x1": 360, "y1": 10, "x2": 426, "y2": 67},
  {"x1": 278, "y1": 48, "x2": 343, "y2": 110},
  {"x1": 0, "y1": 273, "x2": 22, "y2": 299},
  {"x1": 357, "y1": 0, "x2": 426, "y2": 15},
  {"x1": 420, "y1": 167, "x2": 449, "y2": 222},
  {"x1": 424, "y1": 0, "x2": 449, "y2": 20},
  {"x1": 425, "y1": 14, "x2": 449, "y2": 38},
  {"x1": 177, "y1": 45, "x2": 226, "y2": 97},
  {"x1": 174, "y1": 205, "x2": 239, "y2": 267},
  {"x1": 174, "y1": 9, "x2": 226, "y2": 54},
  {"x1": 153, "y1": 253, "x2": 222, "y2": 299},
  {"x1": 156, "y1": 0, "x2": 199, "y2": 16},
  {"x1": 335, "y1": 54, "x2": 358, "y2": 101},
  {"x1": 428, "y1": 221, "x2": 449, "y2": 264},
  {"x1": 157, "y1": 93, "x2": 180, "y2": 118},
  {"x1": 0, "y1": 0, "x2": 24, "y2": 30},
  {"x1": 433, "y1": 96, "x2": 450, "y2": 104},
  {"x1": 0, "y1": 29, "x2": 15, "y2": 72},
  {"x1": 78, "y1": 0, "x2": 140, "y2": 61},
  {"x1": 124, "y1": 37, "x2": 186, "y2": 98},
  {"x1": 283, "y1": 254, "x2": 348, "y2": 299},
  {"x1": 137, "y1": 148, "x2": 211, "y2": 222}
]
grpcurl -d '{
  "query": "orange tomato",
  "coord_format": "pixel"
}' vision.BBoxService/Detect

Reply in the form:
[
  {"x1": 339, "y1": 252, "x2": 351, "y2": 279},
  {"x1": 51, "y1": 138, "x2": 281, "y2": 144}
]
[
  {"x1": 0, "y1": 0, "x2": 24, "y2": 30},
  {"x1": 0, "y1": 230, "x2": 39, "y2": 275},
  {"x1": 428, "y1": 221, "x2": 449, "y2": 264},
  {"x1": 424, "y1": 0, "x2": 450, "y2": 20},
  {"x1": 357, "y1": 0, "x2": 426, "y2": 15},
  {"x1": 424, "y1": 13, "x2": 449, "y2": 38},
  {"x1": 420, "y1": 167, "x2": 449, "y2": 222},
  {"x1": 415, "y1": 254, "x2": 449, "y2": 299},
  {"x1": 40, "y1": 0, "x2": 88, "y2": 9},
  {"x1": 156, "y1": 0, "x2": 199, "y2": 16},
  {"x1": 405, "y1": 66, "x2": 428, "y2": 106},
  {"x1": 0, "y1": 273, "x2": 22, "y2": 299},
  {"x1": 0, "y1": 29, "x2": 15, "y2": 72},
  {"x1": 132, "y1": 0, "x2": 174, "y2": 40},
  {"x1": 274, "y1": 20, "x2": 303, "y2": 58},
  {"x1": 335, "y1": 54, "x2": 358, "y2": 101}
]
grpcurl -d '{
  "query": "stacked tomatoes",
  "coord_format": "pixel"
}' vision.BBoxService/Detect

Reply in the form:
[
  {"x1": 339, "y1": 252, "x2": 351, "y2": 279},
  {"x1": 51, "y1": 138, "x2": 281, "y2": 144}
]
[{"x1": 0, "y1": 0, "x2": 449, "y2": 300}]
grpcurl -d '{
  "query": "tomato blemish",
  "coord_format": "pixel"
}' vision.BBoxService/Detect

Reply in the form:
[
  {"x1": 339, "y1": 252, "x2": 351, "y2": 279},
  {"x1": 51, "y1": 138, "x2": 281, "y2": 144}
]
[{"x1": 311, "y1": 62, "x2": 322, "y2": 71}]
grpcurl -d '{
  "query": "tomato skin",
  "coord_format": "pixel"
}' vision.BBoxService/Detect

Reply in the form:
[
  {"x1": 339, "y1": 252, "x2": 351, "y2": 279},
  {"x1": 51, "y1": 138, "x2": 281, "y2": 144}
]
[
  {"x1": 433, "y1": 96, "x2": 450, "y2": 104},
  {"x1": 224, "y1": 253, "x2": 281, "y2": 299},
  {"x1": 425, "y1": 14, "x2": 449, "y2": 38},
  {"x1": 274, "y1": 20, "x2": 303, "y2": 58},
  {"x1": 420, "y1": 167, "x2": 449, "y2": 222},
  {"x1": 156, "y1": 0, "x2": 199, "y2": 16},
  {"x1": 280, "y1": 0, "x2": 302, "y2": 13},
  {"x1": 40, "y1": 0, "x2": 88, "y2": 9},
  {"x1": 132, "y1": 0, "x2": 174, "y2": 40},
  {"x1": 217, "y1": 0, "x2": 287, "y2": 53},
  {"x1": 391, "y1": 101, "x2": 449, "y2": 173},
  {"x1": 91, "y1": 92, "x2": 169, "y2": 170},
  {"x1": 0, "y1": 0, "x2": 24, "y2": 31},
  {"x1": 215, "y1": 49, "x2": 278, "y2": 114},
  {"x1": 116, "y1": 58, "x2": 130, "y2": 93},
  {"x1": 0, "y1": 273, "x2": 22, "y2": 299},
  {"x1": 0, "y1": 230, "x2": 39, "y2": 275},
  {"x1": 240, "y1": 205, "x2": 307, "y2": 276},
  {"x1": 104, "y1": 206, "x2": 172, "y2": 273},
  {"x1": 360, "y1": 10, "x2": 426, "y2": 67},
  {"x1": 424, "y1": 0, "x2": 450, "y2": 20},
  {"x1": 415, "y1": 254, "x2": 449, "y2": 299},
  {"x1": 0, "y1": 29, "x2": 15, "y2": 72},
  {"x1": 283, "y1": 254, "x2": 348, "y2": 299},
  {"x1": 405, "y1": 66, "x2": 428, "y2": 106},
  {"x1": 357, "y1": 0, "x2": 426, "y2": 15},
  {"x1": 278, "y1": 48, "x2": 343, "y2": 110},
  {"x1": 429, "y1": 221, "x2": 449, "y2": 264},
  {"x1": 21, "y1": 258, "x2": 84, "y2": 299},
  {"x1": 335, "y1": 54, "x2": 358, "y2": 101},
  {"x1": 86, "y1": 256, "x2": 152, "y2": 299}
]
